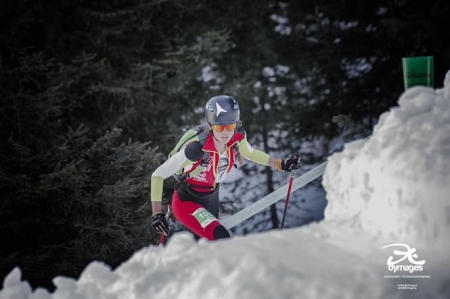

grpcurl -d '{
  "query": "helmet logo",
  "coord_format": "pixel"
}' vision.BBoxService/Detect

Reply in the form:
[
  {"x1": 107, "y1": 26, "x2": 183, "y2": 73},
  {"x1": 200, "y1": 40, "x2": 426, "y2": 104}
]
[{"x1": 215, "y1": 102, "x2": 227, "y2": 117}]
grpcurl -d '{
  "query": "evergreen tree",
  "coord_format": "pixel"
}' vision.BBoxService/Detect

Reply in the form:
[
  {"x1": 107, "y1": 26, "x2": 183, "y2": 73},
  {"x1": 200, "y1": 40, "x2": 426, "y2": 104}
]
[
  {"x1": 0, "y1": 39, "x2": 161, "y2": 286},
  {"x1": 0, "y1": 0, "x2": 161, "y2": 289}
]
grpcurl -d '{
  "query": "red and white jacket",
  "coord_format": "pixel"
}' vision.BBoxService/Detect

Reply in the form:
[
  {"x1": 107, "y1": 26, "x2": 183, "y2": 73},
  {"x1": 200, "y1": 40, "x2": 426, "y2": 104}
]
[{"x1": 151, "y1": 129, "x2": 271, "y2": 202}]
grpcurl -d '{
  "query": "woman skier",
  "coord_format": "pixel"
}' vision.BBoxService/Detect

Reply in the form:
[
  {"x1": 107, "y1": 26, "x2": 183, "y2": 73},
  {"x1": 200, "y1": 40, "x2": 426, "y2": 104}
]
[{"x1": 151, "y1": 95, "x2": 301, "y2": 241}]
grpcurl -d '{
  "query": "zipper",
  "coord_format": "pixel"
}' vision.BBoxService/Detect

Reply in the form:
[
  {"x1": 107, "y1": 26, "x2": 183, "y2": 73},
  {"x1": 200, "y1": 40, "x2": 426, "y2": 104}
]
[{"x1": 202, "y1": 148, "x2": 218, "y2": 191}]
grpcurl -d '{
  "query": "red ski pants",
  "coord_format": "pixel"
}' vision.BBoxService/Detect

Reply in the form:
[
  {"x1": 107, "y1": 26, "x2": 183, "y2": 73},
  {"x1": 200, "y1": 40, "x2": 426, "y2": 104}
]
[{"x1": 171, "y1": 189, "x2": 230, "y2": 241}]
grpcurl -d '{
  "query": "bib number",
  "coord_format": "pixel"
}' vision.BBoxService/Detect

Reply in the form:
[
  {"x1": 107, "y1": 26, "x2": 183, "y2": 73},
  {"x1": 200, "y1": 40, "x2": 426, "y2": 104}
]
[{"x1": 192, "y1": 208, "x2": 217, "y2": 229}]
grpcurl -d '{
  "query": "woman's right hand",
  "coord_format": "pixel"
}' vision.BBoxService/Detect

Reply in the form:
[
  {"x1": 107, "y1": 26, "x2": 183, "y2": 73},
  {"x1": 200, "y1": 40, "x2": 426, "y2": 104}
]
[{"x1": 152, "y1": 213, "x2": 170, "y2": 236}]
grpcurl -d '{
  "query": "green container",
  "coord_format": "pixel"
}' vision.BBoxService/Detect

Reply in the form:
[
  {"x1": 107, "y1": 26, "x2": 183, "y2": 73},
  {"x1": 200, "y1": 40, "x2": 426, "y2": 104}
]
[{"x1": 402, "y1": 56, "x2": 434, "y2": 90}]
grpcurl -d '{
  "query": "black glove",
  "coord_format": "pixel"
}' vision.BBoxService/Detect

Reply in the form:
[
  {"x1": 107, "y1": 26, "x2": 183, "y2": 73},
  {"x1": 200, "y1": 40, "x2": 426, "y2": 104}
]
[
  {"x1": 152, "y1": 213, "x2": 169, "y2": 236},
  {"x1": 281, "y1": 154, "x2": 302, "y2": 172}
]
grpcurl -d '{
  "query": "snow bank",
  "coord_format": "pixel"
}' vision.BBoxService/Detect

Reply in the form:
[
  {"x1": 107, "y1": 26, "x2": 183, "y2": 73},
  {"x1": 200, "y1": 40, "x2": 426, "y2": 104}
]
[
  {"x1": 2, "y1": 227, "x2": 448, "y2": 299},
  {"x1": 0, "y1": 230, "x2": 405, "y2": 299},
  {"x1": 323, "y1": 71, "x2": 450, "y2": 257}
]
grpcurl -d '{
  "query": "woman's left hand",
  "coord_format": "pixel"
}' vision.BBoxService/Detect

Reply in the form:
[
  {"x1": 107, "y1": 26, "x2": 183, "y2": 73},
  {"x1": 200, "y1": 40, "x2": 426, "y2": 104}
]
[{"x1": 281, "y1": 154, "x2": 302, "y2": 172}]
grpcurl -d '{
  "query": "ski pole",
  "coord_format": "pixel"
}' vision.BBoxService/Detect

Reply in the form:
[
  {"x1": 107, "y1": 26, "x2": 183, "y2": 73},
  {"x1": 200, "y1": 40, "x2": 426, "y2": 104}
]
[
  {"x1": 159, "y1": 233, "x2": 166, "y2": 245},
  {"x1": 280, "y1": 169, "x2": 296, "y2": 229}
]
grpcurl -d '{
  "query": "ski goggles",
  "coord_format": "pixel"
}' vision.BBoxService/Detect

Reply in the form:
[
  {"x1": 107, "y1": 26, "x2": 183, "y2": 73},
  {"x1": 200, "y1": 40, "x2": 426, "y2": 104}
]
[{"x1": 212, "y1": 123, "x2": 237, "y2": 132}]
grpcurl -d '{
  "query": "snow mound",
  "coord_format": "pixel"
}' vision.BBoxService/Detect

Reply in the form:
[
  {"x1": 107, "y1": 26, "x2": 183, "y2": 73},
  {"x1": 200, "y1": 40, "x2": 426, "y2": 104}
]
[
  {"x1": 2, "y1": 227, "x2": 448, "y2": 299},
  {"x1": 0, "y1": 230, "x2": 414, "y2": 299},
  {"x1": 323, "y1": 71, "x2": 450, "y2": 256}
]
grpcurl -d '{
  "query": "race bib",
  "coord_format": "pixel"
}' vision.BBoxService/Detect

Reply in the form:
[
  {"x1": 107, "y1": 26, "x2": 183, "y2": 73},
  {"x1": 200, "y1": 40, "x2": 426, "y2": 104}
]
[{"x1": 192, "y1": 208, "x2": 217, "y2": 229}]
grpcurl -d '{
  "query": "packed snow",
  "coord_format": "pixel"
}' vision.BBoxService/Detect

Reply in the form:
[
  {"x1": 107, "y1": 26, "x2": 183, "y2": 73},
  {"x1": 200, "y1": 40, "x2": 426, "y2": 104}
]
[
  {"x1": 2, "y1": 72, "x2": 450, "y2": 299},
  {"x1": 323, "y1": 80, "x2": 450, "y2": 254}
]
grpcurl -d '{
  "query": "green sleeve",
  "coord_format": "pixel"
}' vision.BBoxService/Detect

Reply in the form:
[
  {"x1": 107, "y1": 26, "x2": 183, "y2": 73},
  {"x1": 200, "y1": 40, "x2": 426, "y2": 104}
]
[
  {"x1": 150, "y1": 176, "x2": 164, "y2": 202},
  {"x1": 238, "y1": 137, "x2": 271, "y2": 166}
]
